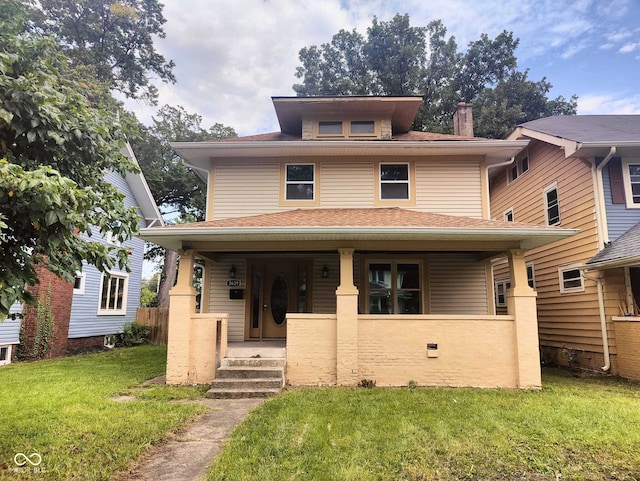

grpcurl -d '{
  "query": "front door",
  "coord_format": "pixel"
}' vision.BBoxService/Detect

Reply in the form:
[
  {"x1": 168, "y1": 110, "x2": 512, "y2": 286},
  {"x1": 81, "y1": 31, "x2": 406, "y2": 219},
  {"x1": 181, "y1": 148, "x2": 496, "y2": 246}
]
[{"x1": 248, "y1": 260, "x2": 309, "y2": 339}]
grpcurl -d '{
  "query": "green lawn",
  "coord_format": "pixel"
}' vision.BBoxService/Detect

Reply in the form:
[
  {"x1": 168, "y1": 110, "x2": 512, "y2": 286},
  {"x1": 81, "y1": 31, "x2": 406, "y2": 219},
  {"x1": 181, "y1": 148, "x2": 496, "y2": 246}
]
[
  {"x1": 207, "y1": 370, "x2": 640, "y2": 481},
  {"x1": 0, "y1": 345, "x2": 207, "y2": 481}
]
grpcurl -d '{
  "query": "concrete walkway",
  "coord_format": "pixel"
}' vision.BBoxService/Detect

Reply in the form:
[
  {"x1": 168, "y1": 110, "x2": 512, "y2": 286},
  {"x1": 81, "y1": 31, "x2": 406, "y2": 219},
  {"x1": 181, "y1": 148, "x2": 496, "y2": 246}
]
[{"x1": 112, "y1": 397, "x2": 265, "y2": 481}]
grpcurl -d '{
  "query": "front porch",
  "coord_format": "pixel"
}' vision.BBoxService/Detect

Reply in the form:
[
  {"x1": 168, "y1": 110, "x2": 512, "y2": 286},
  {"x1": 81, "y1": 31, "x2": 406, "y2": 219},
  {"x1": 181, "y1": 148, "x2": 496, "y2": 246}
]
[{"x1": 165, "y1": 247, "x2": 541, "y2": 389}]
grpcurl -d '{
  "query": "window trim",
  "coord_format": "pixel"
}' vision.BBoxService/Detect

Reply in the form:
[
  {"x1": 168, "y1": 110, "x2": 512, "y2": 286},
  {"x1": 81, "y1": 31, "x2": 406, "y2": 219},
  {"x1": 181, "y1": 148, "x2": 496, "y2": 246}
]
[
  {"x1": 507, "y1": 152, "x2": 530, "y2": 183},
  {"x1": 526, "y1": 261, "x2": 536, "y2": 290},
  {"x1": 280, "y1": 163, "x2": 320, "y2": 206},
  {"x1": 97, "y1": 271, "x2": 129, "y2": 316},
  {"x1": 558, "y1": 262, "x2": 584, "y2": 294},
  {"x1": 622, "y1": 158, "x2": 640, "y2": 208},
  {"x1": 315, "y1": 120, "x2": 379, "y2": 139},
  {"x1": 0, "y1": 344, "x2": 12, "y2": 366},
  {"x1": 364, "y1": 259, "x2": 423, "y2": 314},
  {"x1": 73, "y1": 271, "x2": 86, "y2": 295},
  {"x1": 504, "y1": 207, "x2": 514, "y2": 222},
  {"x1": 375, "y1": 162, "x2": 416, "y2": 206},
  {"x1": 544, "y1": 182, "x2": 561, "y2": 226},
  {"x1": 494, "y1": 279, "x2": 511, "y2": 307}
]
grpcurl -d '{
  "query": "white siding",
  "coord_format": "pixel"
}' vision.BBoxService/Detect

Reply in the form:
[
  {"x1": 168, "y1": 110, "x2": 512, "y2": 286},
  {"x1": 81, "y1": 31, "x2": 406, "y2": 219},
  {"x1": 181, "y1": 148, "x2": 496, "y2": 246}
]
[
  {"x1": 0, "y1": 303, "x2": 22, "y2": 344},
  {"x1": 319, "y1": 162, "x2": 375, "y2": 208},
  {"x1": 429, "y1": 253, "x2": 489, "y2": 314},
  {"x1": 414, "y1": 159, "x2": 483, "y2": 217}
]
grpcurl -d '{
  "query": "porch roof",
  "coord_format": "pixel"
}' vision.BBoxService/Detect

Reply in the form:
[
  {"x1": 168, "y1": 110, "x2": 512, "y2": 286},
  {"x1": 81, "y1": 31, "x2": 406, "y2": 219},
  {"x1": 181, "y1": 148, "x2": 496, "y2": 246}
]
[{"x1": 140, "y1": 208, "x2": 577, "y2": 253}]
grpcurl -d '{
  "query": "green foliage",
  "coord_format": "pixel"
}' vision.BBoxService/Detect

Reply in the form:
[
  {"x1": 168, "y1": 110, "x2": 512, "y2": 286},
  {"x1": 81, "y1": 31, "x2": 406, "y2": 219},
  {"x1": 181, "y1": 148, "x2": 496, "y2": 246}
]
[
  {"x1": 35, "y1": 0, "x2": 175, "y2": 104},
  {"x1": 119, "y1": 321, "x2": 151, "y2": 346},
  {"x1": 140, "y1": 286, "x2": 158, "y2": 307},
  {"x1": 357, "y1": 379, "x2": 376, "y2": 388},
  {"x1": 31, "y1": 282, "x2": 54, "y2": 358},
  {"x1": 294, "y1": 14, "x2": 577, "y2": 137},
  {"x1": 0, "y1": 8, "x2": 141, "y2": 319}
]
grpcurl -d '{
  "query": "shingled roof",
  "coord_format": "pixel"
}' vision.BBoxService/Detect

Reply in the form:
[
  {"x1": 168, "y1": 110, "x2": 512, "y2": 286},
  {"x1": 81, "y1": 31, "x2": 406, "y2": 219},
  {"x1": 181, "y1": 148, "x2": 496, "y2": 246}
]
[
  {"x1": 518, "y1": 115, "x2": 640, "y2": 143},
  {"x1": 587, "y1": 221, "x2": 640, "y2": 269}
]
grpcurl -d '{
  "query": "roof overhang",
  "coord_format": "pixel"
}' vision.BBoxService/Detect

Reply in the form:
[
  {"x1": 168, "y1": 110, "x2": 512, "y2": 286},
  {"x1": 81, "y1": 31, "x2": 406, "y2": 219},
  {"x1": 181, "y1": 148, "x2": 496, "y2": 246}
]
[
  {"x1": 122, "y1": 143, "x2": 164, "y2": 227},
  {"x1": 140, "y1": 224, "x2": 577, "y2": 253},
  {"x1": 585, "y1": 255, "x2": 640, "y2": 271},
  {"x1": 172, "y1": 139, "x2": 530, "y2": 175},
  {"x1": 272, "y1": 96, "x2": 423, "y2": 135}
]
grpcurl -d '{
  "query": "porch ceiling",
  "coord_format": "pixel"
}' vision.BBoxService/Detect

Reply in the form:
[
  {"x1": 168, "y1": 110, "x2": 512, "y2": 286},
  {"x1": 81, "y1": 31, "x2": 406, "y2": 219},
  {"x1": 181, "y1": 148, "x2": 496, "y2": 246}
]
[{"x1": 139, "y1": 208, "x2": 578, "y2": 253}]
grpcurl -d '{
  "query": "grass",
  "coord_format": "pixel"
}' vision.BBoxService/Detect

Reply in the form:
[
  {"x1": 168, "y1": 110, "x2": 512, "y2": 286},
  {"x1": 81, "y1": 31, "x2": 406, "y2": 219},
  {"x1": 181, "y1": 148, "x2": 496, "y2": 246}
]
[
  {"x1": 207, "y1": 369, "x2": 640, "y2": 481},
  {"x1": 0, "y1": 345, "x2": 207, "y2": 481}
]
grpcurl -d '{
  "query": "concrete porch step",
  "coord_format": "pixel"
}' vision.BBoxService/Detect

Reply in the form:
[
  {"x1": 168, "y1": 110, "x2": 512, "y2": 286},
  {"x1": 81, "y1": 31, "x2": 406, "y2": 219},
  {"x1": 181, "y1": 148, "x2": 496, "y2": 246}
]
[{"x1": 207, "y1": 355, "x2": 286, "y2": 399}]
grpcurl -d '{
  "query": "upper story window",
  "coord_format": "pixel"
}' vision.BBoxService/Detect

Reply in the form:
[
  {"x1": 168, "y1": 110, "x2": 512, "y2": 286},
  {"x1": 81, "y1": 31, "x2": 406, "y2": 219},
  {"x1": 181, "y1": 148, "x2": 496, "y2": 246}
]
[
  {"x1": 380, "y1": 163, "x2": 410, "y2": 200},
  {"x1": 544, "y1": 183, "x2": 560, "y2": 226},
  {"x1": 316, "y1": 120, "x2": 377, "y2": 138},
  {"x1": 504, "y1": 208, "x2": 514, "y2": 222},
  {"x1": 622, "y1": 160, "x2": 640, "y2": 208},
  {"x1": 508, "y1": 153, "x2": 530, "y2": 183},
  {"x1": 285, "y1": 164, "x2": 315, "y2": 200},
  {"x1": 73, "y1": 270, "x2": 85, "y2": 295}
]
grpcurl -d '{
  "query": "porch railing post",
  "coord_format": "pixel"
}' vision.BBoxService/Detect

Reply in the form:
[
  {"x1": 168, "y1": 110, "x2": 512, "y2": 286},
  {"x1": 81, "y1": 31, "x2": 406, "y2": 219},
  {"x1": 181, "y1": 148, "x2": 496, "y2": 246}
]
[{"x1": 336, "y1": 248, "x2": 359, "y2": 385}]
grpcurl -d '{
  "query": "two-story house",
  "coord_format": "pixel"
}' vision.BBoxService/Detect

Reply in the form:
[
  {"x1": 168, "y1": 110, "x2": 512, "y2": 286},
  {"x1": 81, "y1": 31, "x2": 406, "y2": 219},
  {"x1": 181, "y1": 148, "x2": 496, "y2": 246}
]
[
  {"x1": 0, "y1": 144, "x2": 163, "y2": 363},
  {"x1": 141, "y1": 96, "x2": 575, "y2": 389},
  {"x1": 490, "y1": 116, "x2": 640, "y2": 379}
]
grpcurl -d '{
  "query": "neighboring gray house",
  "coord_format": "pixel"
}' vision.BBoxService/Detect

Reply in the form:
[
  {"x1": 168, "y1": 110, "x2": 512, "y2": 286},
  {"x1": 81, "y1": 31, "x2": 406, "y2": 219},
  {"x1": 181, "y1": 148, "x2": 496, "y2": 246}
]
[{"x1": 0, "y1": 144, "x2": 163, "y2": 363}]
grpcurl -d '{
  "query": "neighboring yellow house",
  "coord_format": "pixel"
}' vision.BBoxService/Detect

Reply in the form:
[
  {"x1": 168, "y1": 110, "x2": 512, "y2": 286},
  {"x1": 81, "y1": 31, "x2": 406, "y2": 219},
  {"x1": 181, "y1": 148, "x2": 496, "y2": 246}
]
[
  {"x1": 490, "y1": 116, "x2": 640, "y2": 379},
  {"x1": 141, "y1": 96, "x2": 575, "y2": 389}
]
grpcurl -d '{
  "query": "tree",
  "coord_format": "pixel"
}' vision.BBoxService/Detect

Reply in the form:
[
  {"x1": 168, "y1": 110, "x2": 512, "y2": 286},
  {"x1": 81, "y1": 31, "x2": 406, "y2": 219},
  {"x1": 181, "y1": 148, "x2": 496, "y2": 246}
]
[
  {"x1": 0, "y1": 7, "x2": 140, "y2": 318},
  {"x1": 35, "y1": 0, "x2": 175, "y2": 104},
  {"x1": 130, "y1": 105, "x2": 237, "y2": 307},
  {"x1": 293, "y1": 14, "x2": 577, "y2": 137}
]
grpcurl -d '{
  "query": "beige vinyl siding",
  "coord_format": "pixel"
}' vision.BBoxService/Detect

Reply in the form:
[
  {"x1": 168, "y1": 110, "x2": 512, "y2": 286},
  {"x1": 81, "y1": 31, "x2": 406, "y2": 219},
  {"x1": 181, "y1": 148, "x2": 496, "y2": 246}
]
[
  {"x1": 208, "y1": 256, "x2": 246, "y2": 342},
  {"x1": 213, "y1": 160, "x2": 281, "y2": 220},
  {"x1": 490, "y1": 140, "x2": 602, "y2": 354},
  {"x1": 312, "y1": 255, "x2": 340, "y2": 314},
  {"x1": 319, "y1": 162, "x2": 374, "y2": 207},
  {"x1": 429, "y1": 253, "x2": 488, "y2": 314},
  {"x1": 211, "y1": 156, "x2": 485, "y2": 219},
  {"x1": 414, "y1": 158, "x2": 483, "y2": 217}
]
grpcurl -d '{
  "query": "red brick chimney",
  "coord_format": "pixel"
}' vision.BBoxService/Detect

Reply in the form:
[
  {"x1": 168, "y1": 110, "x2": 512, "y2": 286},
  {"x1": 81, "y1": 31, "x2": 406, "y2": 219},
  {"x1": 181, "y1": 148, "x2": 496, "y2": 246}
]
[{"x1": 453, "y1": 102, "x2": 473, "y2": 137}]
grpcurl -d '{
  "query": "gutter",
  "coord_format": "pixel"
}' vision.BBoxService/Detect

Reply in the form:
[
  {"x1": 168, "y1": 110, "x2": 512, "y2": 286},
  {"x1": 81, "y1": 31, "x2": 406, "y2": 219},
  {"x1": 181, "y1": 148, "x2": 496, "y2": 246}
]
[
  {"x1": 593, "y1": 146, "x2": 617, "y2": 246},
  {"x1": 581, "y1": 269, "x2": 611, "y2": 372}
]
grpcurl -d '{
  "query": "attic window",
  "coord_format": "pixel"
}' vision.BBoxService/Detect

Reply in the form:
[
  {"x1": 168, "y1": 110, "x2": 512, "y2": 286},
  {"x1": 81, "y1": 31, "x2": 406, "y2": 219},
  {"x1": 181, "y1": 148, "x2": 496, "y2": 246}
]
[
  {"x1": 318, "y1": 121, "x2": 343, "y2": 136},
  {"x1": 350, "y1": 120, "x2": 375, "y2": 135}
]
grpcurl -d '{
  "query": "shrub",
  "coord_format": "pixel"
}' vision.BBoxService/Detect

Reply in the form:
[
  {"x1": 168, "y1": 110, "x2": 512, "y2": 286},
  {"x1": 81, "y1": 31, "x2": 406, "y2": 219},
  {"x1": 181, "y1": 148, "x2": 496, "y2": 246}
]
[{"x1": 118, "y1": 321, "x2": 150, "y2": 347}]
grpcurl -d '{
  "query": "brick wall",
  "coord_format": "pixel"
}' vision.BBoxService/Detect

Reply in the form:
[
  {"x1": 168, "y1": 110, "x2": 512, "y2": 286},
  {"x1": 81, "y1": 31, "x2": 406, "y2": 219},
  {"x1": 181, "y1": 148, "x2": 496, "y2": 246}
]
[
  {"x1": 66, "y1": 335, "x2": 106, "y2": 354},
  {"x1": 21, "y1": 264, "x2": 73, "y2": 359},
  {"x1": 287, "y1": 314, "x2": 337, "y2": 385},
  {"x1": 613, "y1": 317, "x2": 640, "y2": 380}
]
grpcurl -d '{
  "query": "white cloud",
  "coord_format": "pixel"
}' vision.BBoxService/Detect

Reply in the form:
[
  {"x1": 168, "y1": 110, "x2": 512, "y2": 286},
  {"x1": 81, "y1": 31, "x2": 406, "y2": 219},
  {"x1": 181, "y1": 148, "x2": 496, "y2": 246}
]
[
  {"x1": 620, "y1": 42, "x2": 639, "y2": 53},
  {"x1": 578, "y1": 93, "x2": 640, "y2": 114}
]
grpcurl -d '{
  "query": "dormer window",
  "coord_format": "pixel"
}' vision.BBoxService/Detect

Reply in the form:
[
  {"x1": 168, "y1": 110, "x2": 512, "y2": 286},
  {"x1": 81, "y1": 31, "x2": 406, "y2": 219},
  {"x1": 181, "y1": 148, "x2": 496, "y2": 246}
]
[{"x1": 315, "y1": 120, "x2": 377, "y2": 138}]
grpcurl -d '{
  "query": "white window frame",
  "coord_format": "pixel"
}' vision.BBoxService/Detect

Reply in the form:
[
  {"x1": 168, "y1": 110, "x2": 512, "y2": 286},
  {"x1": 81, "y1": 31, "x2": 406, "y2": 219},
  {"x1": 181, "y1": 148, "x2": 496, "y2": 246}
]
[
  {"x1": 544, "y1": 182, "x2": 561, "y2": 226},
  {"x1": 284, "y1": 163, "x2": 315, "y2": 201},
  {"x1": 379, "y1": 163, "x2": 411, "y2": 201},
  {"x1": 504, "y1": 207, "x2": 514, "y2": 222},
  {"x1": 507, "y1": 152, "x2": 529, "y2": 183},
  {"x1": 558, "y1": 263, "x2": 584, "y2": 294},
  {"x1": 73, "y1": 271, "x2": 86, "y2": 295},
  {"x1": 0, "y1": 344, "x2": 12, "y2": 366},
  {"x1": 495, "y1": 279, "x2": 511, "y2": 307},
  {"x1": 97, "y1": 271, "x2": 129, "y2": 315},
  {"x1": 526, "y1": 261, "x2": 536, "y2": 290},
  {"x1": 106, "y1": 231, "x2": 121, "y2": 247},
  {"x1": 622, "y1": 159, "x2": 640, "y2": 208}
]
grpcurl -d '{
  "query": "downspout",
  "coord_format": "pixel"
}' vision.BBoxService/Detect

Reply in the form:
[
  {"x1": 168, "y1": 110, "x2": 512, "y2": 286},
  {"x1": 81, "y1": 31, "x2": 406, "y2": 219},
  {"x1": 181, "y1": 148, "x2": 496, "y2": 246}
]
[
  {"x1": 485, "y1": 157, "x2": 516, "y2": 219},
  {"x1": 582, "y1": 270, "x2": 611, "y2": 372},
  {"x1": 594, "y1": 146, "x2": 617, "y2": 246}
]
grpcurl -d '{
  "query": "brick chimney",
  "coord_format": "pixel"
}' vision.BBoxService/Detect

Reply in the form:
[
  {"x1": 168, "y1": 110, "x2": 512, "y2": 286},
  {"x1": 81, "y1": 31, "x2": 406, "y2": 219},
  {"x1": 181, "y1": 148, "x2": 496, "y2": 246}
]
[{"x1": 453, "y1": 102, "x2": 473, "y2": 137}]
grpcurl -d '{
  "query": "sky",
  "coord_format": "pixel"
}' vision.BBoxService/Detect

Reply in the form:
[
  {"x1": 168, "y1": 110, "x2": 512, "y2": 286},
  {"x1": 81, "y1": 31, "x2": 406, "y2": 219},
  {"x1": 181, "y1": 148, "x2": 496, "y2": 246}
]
[{"x1": 122, "y1": 0, "x2": 640, "y2": 138}]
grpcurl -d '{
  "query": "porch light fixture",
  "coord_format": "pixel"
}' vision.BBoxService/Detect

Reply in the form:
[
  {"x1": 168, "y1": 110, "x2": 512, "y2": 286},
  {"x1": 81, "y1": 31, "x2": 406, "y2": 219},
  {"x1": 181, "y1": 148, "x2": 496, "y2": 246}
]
[
  {"x1": 322, "y1": 265, "x2": 329, "y2": 278},
  {"x1": 229, "y1": 265, "x2": 236, "y2": 278}
]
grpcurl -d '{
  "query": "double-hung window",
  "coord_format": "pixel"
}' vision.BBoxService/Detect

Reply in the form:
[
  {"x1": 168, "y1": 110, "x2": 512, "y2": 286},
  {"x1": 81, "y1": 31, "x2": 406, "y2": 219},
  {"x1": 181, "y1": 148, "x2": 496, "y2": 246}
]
[
  {"x1": 623, "y1": 160, "x2": 640, "y2": 207},
  {"x1": 544, "y1": 183, "x2": 560, "y2": 225},
  {"x1": 98, "y1": 272, "x2": 128, "y2": 315},
  {"x1": 380, "y1": 163, "x2": 410, "y2": 200},
  {"x1": 495, "y1": 280, "x2": 511, "y2": 307},
  {"x1": 285, "y1": 164, "x2": 315, "y2": 201},
  {"x1": 367, "y1": 261, "x2": 421, "y2": 314},
  {"x1": 508, "y1": 153, "x2": 529, "y2": 183}
]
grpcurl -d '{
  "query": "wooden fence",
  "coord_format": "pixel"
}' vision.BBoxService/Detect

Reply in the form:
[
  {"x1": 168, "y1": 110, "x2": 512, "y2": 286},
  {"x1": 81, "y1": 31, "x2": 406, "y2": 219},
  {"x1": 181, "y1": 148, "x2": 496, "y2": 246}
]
[{"x1": 136, "y1": 308, "x2": 169, "y2": 345}]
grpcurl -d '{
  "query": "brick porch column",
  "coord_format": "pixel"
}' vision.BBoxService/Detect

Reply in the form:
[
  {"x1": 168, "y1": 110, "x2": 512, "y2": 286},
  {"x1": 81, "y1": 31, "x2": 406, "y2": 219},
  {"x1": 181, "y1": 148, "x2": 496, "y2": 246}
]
[
  {"x1": 506, "y1": 249, "x2": 541, "y2": 389},
  {"x1": 336, "y1": 248, "x2": 359, "y2": 385},
  {"x1": 166, "y1": 249, "x2": 196, "y2": 384}
]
